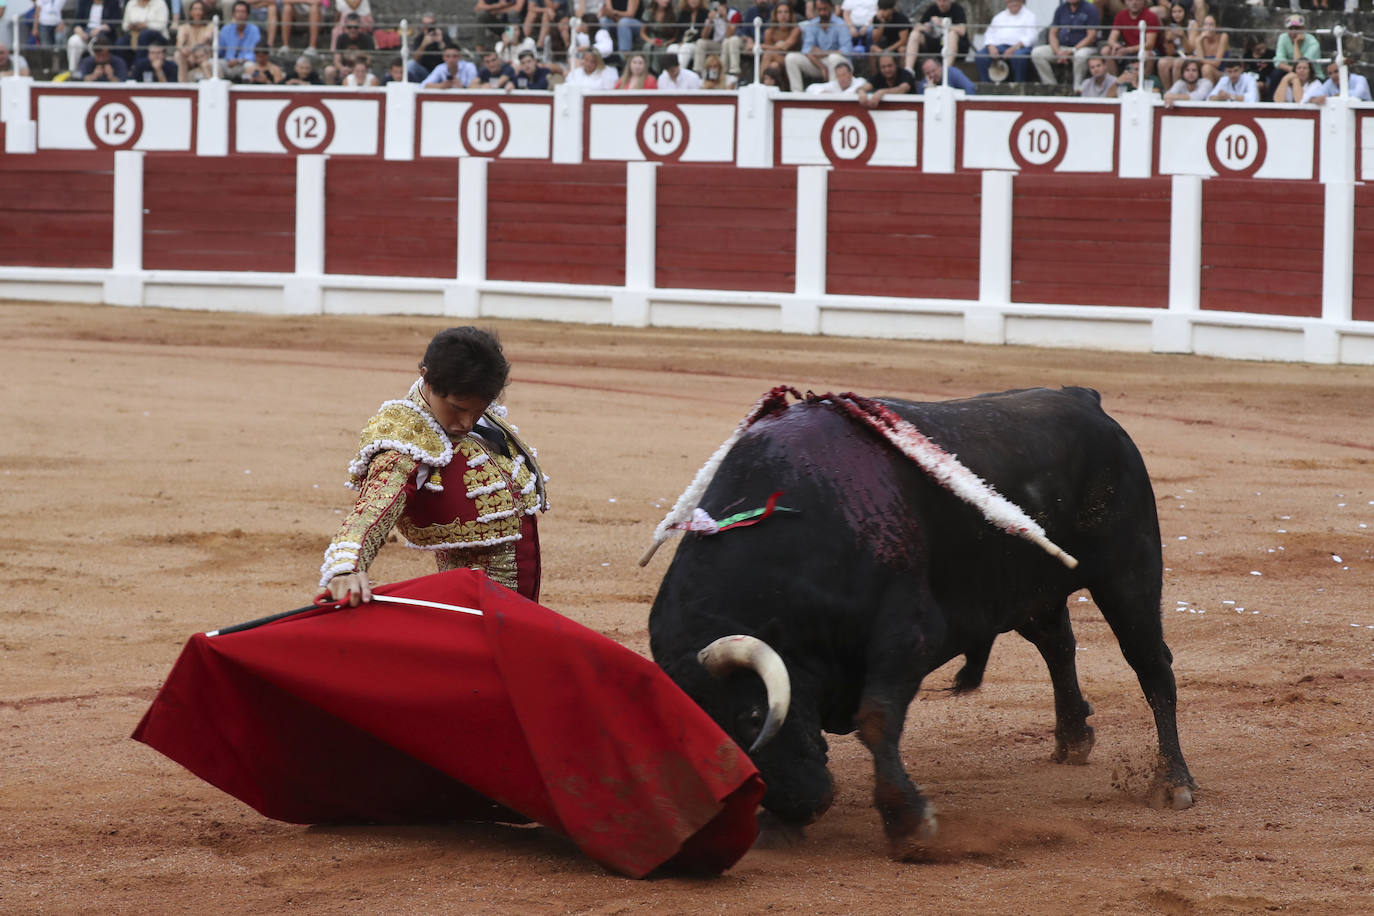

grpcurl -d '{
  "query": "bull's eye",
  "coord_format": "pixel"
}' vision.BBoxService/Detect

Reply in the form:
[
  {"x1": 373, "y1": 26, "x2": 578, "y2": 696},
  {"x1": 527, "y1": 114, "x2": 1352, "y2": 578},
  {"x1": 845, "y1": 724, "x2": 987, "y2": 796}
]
[{"x1": 737, "y1": 707, "x2": 764, "y2": 746}]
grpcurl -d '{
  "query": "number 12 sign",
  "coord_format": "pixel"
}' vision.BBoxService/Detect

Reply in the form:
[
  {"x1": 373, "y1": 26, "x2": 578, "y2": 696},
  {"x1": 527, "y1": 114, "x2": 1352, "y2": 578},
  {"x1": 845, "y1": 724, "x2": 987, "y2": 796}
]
[
  {"x1": 86, "y1": 100, "x2": 144, "y2": 150},
  {"x1": 276, "y1": 101, "x2": 335, "y2": 153}
]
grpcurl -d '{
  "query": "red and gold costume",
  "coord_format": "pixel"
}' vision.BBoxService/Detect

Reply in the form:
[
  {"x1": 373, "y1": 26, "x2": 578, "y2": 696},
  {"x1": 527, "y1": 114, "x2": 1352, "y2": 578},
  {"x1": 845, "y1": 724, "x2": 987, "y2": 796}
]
[{"x1": 320, "y1": 380, "x2": 548, "y2": 600}]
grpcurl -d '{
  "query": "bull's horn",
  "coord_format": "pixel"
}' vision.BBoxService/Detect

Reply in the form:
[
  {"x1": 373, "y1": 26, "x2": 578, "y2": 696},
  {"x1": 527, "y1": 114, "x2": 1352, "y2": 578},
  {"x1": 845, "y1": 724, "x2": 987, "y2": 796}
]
[{"x1": 697, "y1": 635, "x2": 791, "y2": 753}]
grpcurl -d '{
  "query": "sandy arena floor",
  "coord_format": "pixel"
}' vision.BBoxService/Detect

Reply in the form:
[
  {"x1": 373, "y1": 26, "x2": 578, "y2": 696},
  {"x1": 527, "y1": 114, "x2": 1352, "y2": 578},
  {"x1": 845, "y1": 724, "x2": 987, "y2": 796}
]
[{"x1": 1, "y1": 302, "x2": 1372, "y2": 914}]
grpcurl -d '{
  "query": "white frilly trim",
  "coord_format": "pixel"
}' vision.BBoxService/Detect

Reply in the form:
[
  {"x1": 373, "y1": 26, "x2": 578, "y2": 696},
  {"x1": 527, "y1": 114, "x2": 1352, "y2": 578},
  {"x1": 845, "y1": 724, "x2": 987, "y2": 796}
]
[
  {"x1": 467, "y1": 453, "x2": 489, "y2": 468},
  {"x1": 404, "y1": 531, "x2": 523, "y2": 551},
  {"x1": 346, "y1": 396, "x2": 454, "y2": 484},
  {"x1": 476, "y1": 508, "x2": 517, "y2": 524},
  {"x1": 318, "y1": 541, "x2": 362, "y2": 588}
]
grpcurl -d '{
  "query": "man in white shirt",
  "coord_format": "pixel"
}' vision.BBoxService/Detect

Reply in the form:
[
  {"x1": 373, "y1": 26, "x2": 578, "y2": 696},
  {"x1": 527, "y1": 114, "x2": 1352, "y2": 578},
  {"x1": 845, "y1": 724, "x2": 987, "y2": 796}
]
[
  {"x1": 1308, "y1": 58, "x2": 1374, "y2": 104},
  {"x1": 1206, "y1": 57, "x2": 1258, "y2": 103},
  {"x1": 657, "y1": 55, "x2": 702, "y2": 90},
  {"x1": 975, "y1": 0, "x2": 1038, "y2": 83},
  {"x1": 0, "y1": 40, "x2": 29, "y2": 75},
  {"x1": 805, "y1": 58, "x2": 869, "y2": 94}
]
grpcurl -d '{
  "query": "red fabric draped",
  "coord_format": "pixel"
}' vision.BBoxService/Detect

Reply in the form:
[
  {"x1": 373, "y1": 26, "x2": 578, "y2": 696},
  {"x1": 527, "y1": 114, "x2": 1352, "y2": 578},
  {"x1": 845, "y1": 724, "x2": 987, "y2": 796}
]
[{"x1": 132, "y1": 569, "x2": 764, "y2": 877}]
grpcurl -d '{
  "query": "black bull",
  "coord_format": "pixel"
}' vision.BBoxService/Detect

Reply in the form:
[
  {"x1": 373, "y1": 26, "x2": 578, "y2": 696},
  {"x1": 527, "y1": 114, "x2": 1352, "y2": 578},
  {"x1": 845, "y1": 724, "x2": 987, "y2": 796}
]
[{"x1": 648, "y1": 386, "x2": 1196, "y2": 857}]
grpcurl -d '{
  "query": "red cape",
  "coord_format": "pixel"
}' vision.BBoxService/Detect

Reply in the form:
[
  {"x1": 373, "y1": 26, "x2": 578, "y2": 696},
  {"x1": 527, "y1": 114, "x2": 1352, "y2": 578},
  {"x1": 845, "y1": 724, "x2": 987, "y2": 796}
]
[{"x1": 132, "y1": 569, "x2": 764, "y2": 877}]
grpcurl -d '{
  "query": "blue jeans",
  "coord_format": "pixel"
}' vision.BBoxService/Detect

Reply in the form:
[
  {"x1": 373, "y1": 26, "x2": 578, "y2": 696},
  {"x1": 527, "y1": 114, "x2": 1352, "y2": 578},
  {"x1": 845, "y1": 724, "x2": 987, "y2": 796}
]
[
  {"x1": 599, "y1": 16, "x2": 642, "y2": 51},
  {"x1": 976, "y1": 44, "x2": 1031, "y2": 82}
]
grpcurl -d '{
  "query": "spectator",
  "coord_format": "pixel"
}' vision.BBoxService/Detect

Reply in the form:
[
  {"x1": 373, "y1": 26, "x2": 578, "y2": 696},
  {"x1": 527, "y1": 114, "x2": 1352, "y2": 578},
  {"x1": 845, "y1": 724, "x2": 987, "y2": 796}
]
[
  {"x1": 1269, "y1": 14, "x2": 1318, "y2": 98},
  {"x1": 1310, "y1": 58, "x2": 1373, "y2": 104},
  {"x1": 975, "y1": 0, "x2": 1036, "y2": 84},
  {"x1": 409, "y1": 12, "x2": 447, "y2": 81},
  {"x1": 1102, "y1": 0, "x2": 1157, "y2": 76},
  {"x1": 805, "y1": 54, "x2": 865, "y2": 93},
  {"x1": 342, "y1": 51, "x2": 378, "y2": 84},
  {"x1": 916, "y1": 53, "x2": 974, "y2": 92},
  {"x1": 513, "y1": 45, "x2": 559, "y2": 86},
  {"x1": 641, "y1": 0, "x2": 677, "y2": 54},
  {"x1": 523, "y1": 0, "x2": 570, "y2": 53},
  {"x1": 423, "y1": 44, "x2": 477, "y2": 87},
  {"x1": 1031, "y1": 0, "x2": 1100, "y2": 90},
  {"x1": 1109, "y1": 56, "x2": 1159, "y2": 94},
  {"x1": 69, "y1": 0, "x2": 124, "y2": 74},
  {"x1": 865, "y1": 0, "x2": 910, "y2": 68},
  {"x1": 330, "y1": 12, "x2": 373, "y2": 80},
  {"x1": 472, "y1": 47, "x2": 515, "y2": 86},
  {"x1": 759, "y1": 63, "x2": 782, "y2": 84},
  {"x1": 1272, "y1": 57, "x2": 1319, "y2": 103},
  {"x1": 495, "y1": 24, "x2": 535, "y2": 62},
  {"x1": 656, "y1": 50, "x2": 700, "y2": 88},
  {"x1": 1162, "y1": 56, "x2": 1210, "y2": 103},
  {"x1": 123, "y1": 0, "x2": 171, "y2": 60},
  {"x1": 219, "y1": 1, "x2": 260, "y2": 79},
  {"x1": 758, "y1": 1, "x2": 799, "y2": 82},
  {"x1": 700, "y1": 49, "x2": 732, "y2": 85},
  {"x1": 180, "y1": 41, "x2": 215, "y2": 78},
  {"x1": 80, "y1": 38, "x2": 130, "y2": 79},
  {"x1": 839, "y1": 0, "x2": 876, "y2": 54},
  {"x1": 240, "y1": 0, "x2": 278, "y2": 52},
  {"x1": 330, "y1": 0, "x2": 372, "y2": 50},
  {"x1": 739, "y1": 0, "x2": 771, "y2": 51},
  {"x1": 130, "y1": 38, "x2": 177, "y2": 78},
  {"x1": 281, "y1": 0, "x2": 325, "y2": 52},
  {"x1": 1153, "y1": 1, "x2": 1187, "y2": 89},
  {"x1": 476, "y1": 0, "x2": 525, "y2": 48},
  {"x1": 671, "y1": 0, "x2": 708, "y2": 70},
  {"x1": 857, "y1": 51, "x2": 913, "y2": 106},
  {"x1": 905, "y1": 0, "x2": 968, "y2": 66},
  {"x1": 284, "y1": 51, "x2": 322, "y2": 82},
  {"x1": 174, "y1": 1, "x2": 213, "y2": 76},
  {"x1": 32, "y1": 0, "x2": 67, "y2": 67},
  {"x1": 695, "y1": 0, "x2": 740, "y2": 78},
  {"x1": 248, "y1": 43, "x2": 286, "y2": 80},
  {"x1": 1206, "y1": 55, "x2": 1256, "y2": 102},
  {"x1": 1243, "y1": 33, "x2": 1274, "y2": 101},
  {"x1": 380, "y1": 55, "x2": 405, "y2": 83},
  {"x1": 784, "y1": 0, "x2": 851, "y2": 93},
  {"x1": 1186, "y1": 14, "x2": 1225, "y2": 84},
  {"x1": 0, "y1": 40, "x2": 32, "y2": 76},
  {"x1": 598, "y1": 0, "x2": 641, "y2": 52},
  {"x1": 566, "y1": 44, "x2": 618, "y2": 85},
  {"x1": 1078, "y1": 52, "x2": 1114, "y2": 95},
  {"x1": 615, "y1": 49, "x2": 656, "y2": 85}
]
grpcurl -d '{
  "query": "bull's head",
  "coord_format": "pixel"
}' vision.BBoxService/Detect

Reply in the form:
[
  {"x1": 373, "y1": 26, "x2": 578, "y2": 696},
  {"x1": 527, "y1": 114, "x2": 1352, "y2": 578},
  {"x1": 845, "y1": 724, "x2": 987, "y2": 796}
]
[{"x1": 697, "y1": 635, "x2": 789, "y2": 752}]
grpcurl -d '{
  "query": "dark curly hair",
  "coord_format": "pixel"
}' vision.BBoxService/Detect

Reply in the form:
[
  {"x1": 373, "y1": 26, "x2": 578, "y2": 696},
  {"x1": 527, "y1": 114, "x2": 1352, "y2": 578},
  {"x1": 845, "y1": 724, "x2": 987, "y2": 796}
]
[{"x1": 419, "y1": 327, "x2": 510, "y2": 402}]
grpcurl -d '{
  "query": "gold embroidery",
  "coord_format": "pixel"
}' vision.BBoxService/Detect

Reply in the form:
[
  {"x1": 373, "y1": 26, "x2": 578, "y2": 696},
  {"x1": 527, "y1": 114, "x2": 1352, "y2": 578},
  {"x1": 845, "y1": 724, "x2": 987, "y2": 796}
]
[
  {"x1": 397, "y1": 435, "x2": 539, "y2": 549},
  {"x1": 348, "y1": 402, "x2": 450, "y2": 489},
  {"x1": 327, "y1": 450, "x2": 416, "y2": 579},
  {"x1": 436, "y1": 544, "x2": 519, "y2": 591}
]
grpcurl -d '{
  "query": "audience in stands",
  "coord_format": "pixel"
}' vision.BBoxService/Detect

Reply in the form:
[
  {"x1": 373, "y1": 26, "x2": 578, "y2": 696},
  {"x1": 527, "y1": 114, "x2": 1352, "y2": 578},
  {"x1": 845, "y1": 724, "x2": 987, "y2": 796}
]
[
  {"x1": 1162, "y1": 56, "x2": 1211, "y2": 102},
  {"x1": 641, "y1": 0, "x2": 678, "y2": 54},
  {"x1": 473, "y1": 47, "x2": 515, "y2": 86},
  {"x1": 240, "y1": 0, "x2": 280, "y2": 50},
  {"x1": 279, "y1": 0, "x2": 326, "y2": 52},
  {"x1": 1272, "y1": 57, "x2": 1320, "y2": 103},
  {"x1": 857, "y1": 51, "x2": 912, "y2": 105},
  {"x1": 1243, "y1": 33, "x2": 1275, "y2": 99},
  {"x1": 1102, "y1": 0, "x2": 1157, "y2": 76},
  {"x1": 1078, "y1": 52, "x2": 1115, "y2": 96},
  {"x1": 342, "y1": 51, "x2": 378, "y2": 84},
  {"x1": 695, "y1": 0, "x2": 741, "y2": 78},
  {"x1": 657, "y1": 51, "x2": 701, "y2": 88},
  {"x1": 130, "y1": 38, "x2": 177, "y2": 78},
  {"x1": 180, "y1": 42, "x2": 215, "y2": 79},
  {"x1": 566, "y1": 44, "x2": 618, "y2": 85},
  {"x1": 615, "y1": 50, "x2": 656, "y2": 86},
  {"x1": 524, "y1": 0, "x2": 571, "y2": 53},
  {"x1": 1188, "y1": 14, "x2": 1227, "y2": 83},
  {"x1": 1109, "y1": 57, "x2": 1159, "y2": 94},
  {"x1": 79, "y1": 37, "x2": 129, "y2": 79},
  {"x1": 1269, "y1": 14, "x2": 1317, "y2": 97},
  {"x1": 475, "y1": 0, "x2": 523, "y2": 47},
  {"x1": 916, "y1": 54, "x2": 975, "y2": 93},
  {"x1": 784, "y1": 0, "x2": 851, "y2": 93},
  {"x1": 1207, "y1": 54, "x2": 1258, "y2": 101},
  {"x1": 249, "y1": 43, "x2": 286, "y2": 80},
  {"x1": 174, "y1": 1, "x2": 213, "y2": 76},
  {"x1": 864, "y1": 0, "x2": 910, "y2": 68},
  {"x1": 122, "y1": 0, "x2": 170, "y2": 60},
  {"x1": 673, "y1": 0, "x2": 710, "y2": 70},
  {"x1": 758, "y1": 2, "x2": 800, "y2": 83},
  {"x1": 32, "y1": 0, "x2": 68, "y2": 68},
  {"x1": 805, "y1": 53, "x2": 864, "y2": 92},
  {"x1": 68, "y1": 0, "x2": 124, "y2": 74},
  {"x1": 331, "y1": 0, "x2": 372, "y2": 48},
  {"x1": 328, "y1": 12, "x2": 372, "y2": 81},
  {"x1": 409, "y1": 12, "x2": 448, "y2": 82},
  {"x1": 219, "y1": 1, "x2": 260, "y2": 79},
  {"x1": 0, "y1": 40, "x2": 32, "y2": 76},
  {"x1": 514, "y1": 46, "x2": 561, "y2": 86},
  {"x1": 599, "y1": 0, "x2": 643, "y2": 52},
  {"x1": 906, "y1": 0, "x2": 968, "y2": 63},
  {"x1": 975, "y1": 0, "x2": 1036, "y2": 84},
  {"x1": 424, "y1": 43, "x2": 477, "y2": 87},
  {"x1": 1154, "y1": 2, "x2": 1188, "y2": 89},
  {"x1": 701, "y1": 50, "x2": 732, "y2": 86},
  {"x1": 284, "y1": 52, "x2": 323, "y2": 82},
  {"x1": 1312, "y1": 57, "x2": 1372, "y2": 103},
  {"x1": 1031, "y1": 0, "x2": 1099, "y2": 91}
]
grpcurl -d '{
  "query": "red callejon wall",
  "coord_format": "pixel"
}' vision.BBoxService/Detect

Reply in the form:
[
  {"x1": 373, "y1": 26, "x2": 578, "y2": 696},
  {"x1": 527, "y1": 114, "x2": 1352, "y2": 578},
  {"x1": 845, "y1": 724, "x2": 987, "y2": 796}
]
[
  {"x1": 1012, "y1": 175, "x2": 1170, "y2": 308},
  {"x1": 486, "y1": 161, "x2": 625, "y2": 286},
  {"x1": 325, "y1": 160, "x2": 458, "y2": 278},
  {"x1": 826, "y1": 172, "x2": 980, "y2": 301},
  {"x1": 144, "y1": 155, "x2": 295, "y2": 273},
  {"x1": 1201, "y1": 179, "x2": 1321, "y2": 318},
  {"x1": 1351, "y1": 185, "x2": 1374, "y2": 323},
  {"x1": 656, "y1": 165, "x2": 796, "y2": 293},
  {"x1": 0, "y1": 152, "x2": 113, "y2": 269}
]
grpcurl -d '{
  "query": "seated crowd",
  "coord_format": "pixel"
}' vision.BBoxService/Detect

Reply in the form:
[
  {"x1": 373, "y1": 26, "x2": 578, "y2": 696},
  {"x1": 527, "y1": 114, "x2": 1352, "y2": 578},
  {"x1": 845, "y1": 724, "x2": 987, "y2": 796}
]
[{"x1": 0, "y1": 0, "x2": 1365, "y2": 103}]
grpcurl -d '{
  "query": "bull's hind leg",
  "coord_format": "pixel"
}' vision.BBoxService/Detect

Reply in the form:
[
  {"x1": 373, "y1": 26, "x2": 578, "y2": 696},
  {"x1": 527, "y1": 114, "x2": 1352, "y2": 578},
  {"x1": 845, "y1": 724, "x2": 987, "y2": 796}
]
[
  {"x1": 1090, "y1": 576, "x2": 1197, "y2": 809},
  {"x1": 1016, "y1": 602, "x2": 1096, "y2": 765}
]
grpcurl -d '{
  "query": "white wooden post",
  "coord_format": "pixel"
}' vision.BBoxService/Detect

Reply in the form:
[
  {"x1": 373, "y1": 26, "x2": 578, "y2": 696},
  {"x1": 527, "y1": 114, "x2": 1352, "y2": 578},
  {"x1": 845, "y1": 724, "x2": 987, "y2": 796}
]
[
  {"x1": 921, "y1": 84, "x2": 957, "y2": 173},
  {"x1": 552, "y1": 83, "x2": 584, "y2": 164},
  {"x1": 785, "y1": 165, "x2": 827, "y2": 334},
  {"x1": 105, "y1": 149, "x2": 145, "y2": 307},
  {"x1": 283, "y1": 153, "x2": 326, "y2": 314},
  {"x1": 1155, "y1": 173, "x2": 1201, "y2": 354},
  {"x1": 384, "y1": 80, "x2": 418, "y2": 160},
  {"x1": 447, "y1": 156, "x2": 489, "y2": 318},
  {"x1": 613, "y1": 160, "x2": 657, "y2": 327}
]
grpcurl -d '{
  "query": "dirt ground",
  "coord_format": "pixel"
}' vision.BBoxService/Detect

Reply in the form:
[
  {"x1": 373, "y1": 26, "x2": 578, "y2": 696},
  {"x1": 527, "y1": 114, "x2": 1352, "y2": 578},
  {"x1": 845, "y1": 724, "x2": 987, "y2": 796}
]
[{"x1": 2, "y1": 302, "x2": 1372, "y2": 915}]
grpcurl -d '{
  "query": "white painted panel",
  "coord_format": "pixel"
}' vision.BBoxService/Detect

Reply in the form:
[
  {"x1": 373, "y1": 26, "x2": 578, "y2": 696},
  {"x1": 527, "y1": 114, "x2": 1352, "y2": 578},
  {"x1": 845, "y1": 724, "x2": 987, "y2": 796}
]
[
  {"x1": 778, "y1": 107, "x2": 828, "y2": 165},
  {"x1": 419, "y1": 99, "x2": 470, "y2": 157},
  {"x1": 234, "y1": 98, "x2": 290, "y2": 153},
  {"x1": 131, "y1": 96, "x2": 193, "y2": 151},
  {"x1": 482, "y1": 290, "x2": 613, "y2": 322},
  {"x1": 321, "y1": 98, "x2": 381, "y2": 156},
  {"x1": 1254, "y1": 117, "x2": 1315, "y2": 180},
  {"x1": 1056, "y1": 111, "x2": 1114, "y2": 173},
  {"x1": 678, "y1": 103, "x2": 734, "y2": 162},
  {"x1": 501, "y1": 102, "x2": 551, "y2": 158},
  {"x1": 36, "y1": 94, "x2": 97, "y2": 150},
  {"x1": 1157, "y1": 115, "x2": 1218, "y2": 176},
  {"x1": 322, "y1": 286, "x2": 444, "y2": 315},
  {"x1": 1361, "y1": 115, "x2": 1374, "y2": 181},
  {"x1": 587, "y1": 103, "x2": 645, "y2": 160},
  {"x1": 961, "y1": 108, "x2": 1019, "y2": 170},
  {"x1": 870, "y1": 108, "x2": 918, "y2": 167},
  {"x1": 819, "y1": 307, "x2": 961, "y2": 340}
]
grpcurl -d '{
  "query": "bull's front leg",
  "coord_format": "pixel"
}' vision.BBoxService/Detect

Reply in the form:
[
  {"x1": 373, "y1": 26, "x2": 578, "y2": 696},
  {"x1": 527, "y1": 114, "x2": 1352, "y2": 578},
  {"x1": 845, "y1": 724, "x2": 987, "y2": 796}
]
[{"x1": 855, "y1": 695, "x2": 936, "y2": 860}]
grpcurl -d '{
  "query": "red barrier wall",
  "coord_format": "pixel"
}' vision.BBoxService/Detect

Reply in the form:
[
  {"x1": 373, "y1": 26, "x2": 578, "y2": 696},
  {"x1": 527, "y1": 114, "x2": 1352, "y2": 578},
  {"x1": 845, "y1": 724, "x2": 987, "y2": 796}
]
[
  {"x1": 1012, "y1": 176, "x2": 1170, "y2": 308},
  {"x1": 144, "y1": 155, "x2": 296, "y2": 273},
  {"x1": 0, "y1": 152, "x2": 113, "y2": 268},
  {"x1": 486, "y1": 162, "x2": 625, "y2": 286},
  {"x1": 1351, "y1": 185, "x2": 1374, "y2": 323},
  {"x1": 1201, "y1": 180, "x2": 1322, "y2": 318},
  {"x1": 325, "y1": 160, "x2": 457, "y2": 278},
  {"x1": 656, "y1": 165, "x2": 796, "y2": 293},
  {"x1": 826, "y1": 172, "x2": 980, "y2": 300}
]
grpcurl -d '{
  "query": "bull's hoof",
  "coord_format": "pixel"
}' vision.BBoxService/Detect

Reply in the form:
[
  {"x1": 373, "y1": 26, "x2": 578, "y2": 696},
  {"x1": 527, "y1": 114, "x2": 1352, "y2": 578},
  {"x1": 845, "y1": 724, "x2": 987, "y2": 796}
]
[
  {"x1": 753, "y1": 810, "x2": 807, "y2": 849},
  {"x1": 1148, "y1": 779, "x2": 1196, "y2": 810},
  {"x1": 888, "y1": 807, "x2": 939, "y2": 862},
  {"x1": 1051, "y1": 725, "x2": 1096, "y2": 766}
]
